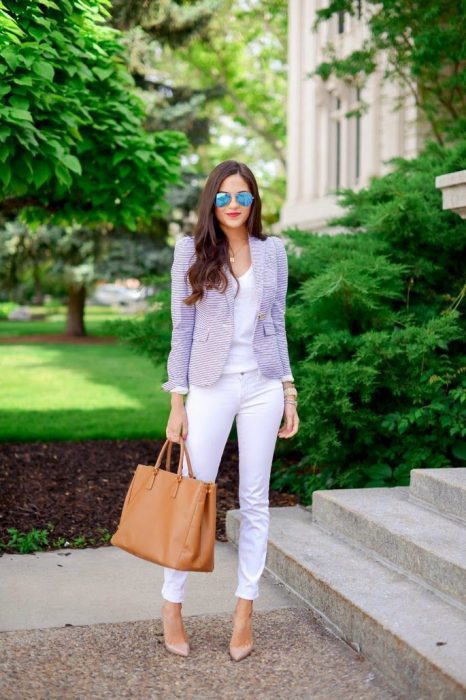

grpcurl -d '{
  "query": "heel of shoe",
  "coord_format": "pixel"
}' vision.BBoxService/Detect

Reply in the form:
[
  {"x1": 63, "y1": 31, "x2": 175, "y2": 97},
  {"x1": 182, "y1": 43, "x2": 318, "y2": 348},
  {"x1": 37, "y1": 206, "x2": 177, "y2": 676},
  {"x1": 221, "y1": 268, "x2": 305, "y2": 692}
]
[{"x1": 161, "y1": 601, "x2": 190, "y2": 657}]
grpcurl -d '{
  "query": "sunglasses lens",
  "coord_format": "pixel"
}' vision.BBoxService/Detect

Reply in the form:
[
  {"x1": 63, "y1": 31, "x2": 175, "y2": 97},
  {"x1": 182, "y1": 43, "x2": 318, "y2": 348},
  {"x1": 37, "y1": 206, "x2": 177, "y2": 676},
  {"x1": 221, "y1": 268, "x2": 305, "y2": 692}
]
[
  {"x1": 215, "y1": 193, "x2": 231, "y2": 207},
  {"x1": 215, "y1": 192, "x2": 254, "y2": 207},
  {"x1": 236, "y1": 192, "x2": 254, "y2": 206}
]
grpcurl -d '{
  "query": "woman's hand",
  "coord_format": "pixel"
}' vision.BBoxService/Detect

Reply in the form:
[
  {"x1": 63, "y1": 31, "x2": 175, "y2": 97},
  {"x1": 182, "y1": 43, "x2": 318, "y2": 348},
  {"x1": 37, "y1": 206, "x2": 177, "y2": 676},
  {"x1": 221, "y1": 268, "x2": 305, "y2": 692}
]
[
  {"x1": 166, "y1": 394, "x2": 188, "y2": 443},
  {"x1": 278, "y1": 402, "x2": 299, "y2": 438}
]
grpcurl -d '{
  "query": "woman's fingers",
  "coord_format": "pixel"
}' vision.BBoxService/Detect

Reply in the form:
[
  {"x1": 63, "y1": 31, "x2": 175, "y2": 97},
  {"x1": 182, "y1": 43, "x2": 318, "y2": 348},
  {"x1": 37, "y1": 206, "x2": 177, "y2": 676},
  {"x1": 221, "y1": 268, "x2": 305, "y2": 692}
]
[
  {"x1": 166, "y1": 405, "x2": 188, "y2": 442},
  {"x1": 278, "y1": 407, "x2": 299, "y2": 438},
  {"x1": 166, "y1": 424, "x2": 182, "y2": 442}
]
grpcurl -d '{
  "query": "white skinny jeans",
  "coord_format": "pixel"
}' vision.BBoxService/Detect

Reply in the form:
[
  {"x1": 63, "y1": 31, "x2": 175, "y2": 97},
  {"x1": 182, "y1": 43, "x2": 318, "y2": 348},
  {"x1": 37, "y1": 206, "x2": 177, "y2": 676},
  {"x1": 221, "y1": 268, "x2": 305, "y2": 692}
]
[{"x1": 161, "y1": 367, "x2": 284, "y2": 602}]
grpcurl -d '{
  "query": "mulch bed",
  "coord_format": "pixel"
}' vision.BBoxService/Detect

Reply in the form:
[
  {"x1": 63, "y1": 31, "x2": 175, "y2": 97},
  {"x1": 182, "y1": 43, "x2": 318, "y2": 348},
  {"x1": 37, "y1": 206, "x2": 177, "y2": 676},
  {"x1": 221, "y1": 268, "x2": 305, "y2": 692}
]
[{"x1": 0, "y1": 439, "x2": 299, "y2": 554}]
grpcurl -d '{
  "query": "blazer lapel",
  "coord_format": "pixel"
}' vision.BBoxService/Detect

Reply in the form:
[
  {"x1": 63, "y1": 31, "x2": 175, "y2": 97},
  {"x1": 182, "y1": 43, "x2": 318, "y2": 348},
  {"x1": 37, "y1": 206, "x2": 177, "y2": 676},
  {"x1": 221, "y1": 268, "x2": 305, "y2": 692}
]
[{"x1": 223, "y1": 235, "x2": 265, "y2": 314}]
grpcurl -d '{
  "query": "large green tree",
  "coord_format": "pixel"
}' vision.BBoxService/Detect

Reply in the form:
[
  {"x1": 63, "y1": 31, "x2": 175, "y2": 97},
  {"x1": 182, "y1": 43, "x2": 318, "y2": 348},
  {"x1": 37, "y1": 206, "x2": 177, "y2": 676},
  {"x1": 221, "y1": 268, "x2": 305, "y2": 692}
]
[
  {"x1": 111, "y1": 0, "x2": 289, "y2": 224},
  {"x1": 110, "y1": 0, "x2": 223, "y2": 235},
  {"x1": 0, "y1": 0, "x2": 189, "y2": 334}
]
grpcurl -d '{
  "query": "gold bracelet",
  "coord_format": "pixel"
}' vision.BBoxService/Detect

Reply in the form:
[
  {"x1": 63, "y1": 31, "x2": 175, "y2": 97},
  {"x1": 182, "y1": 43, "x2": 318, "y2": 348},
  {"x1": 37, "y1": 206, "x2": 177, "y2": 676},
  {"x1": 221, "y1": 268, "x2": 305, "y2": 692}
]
[{"x1": 284, "y1": 387, "x2": 298, "y2": 397}]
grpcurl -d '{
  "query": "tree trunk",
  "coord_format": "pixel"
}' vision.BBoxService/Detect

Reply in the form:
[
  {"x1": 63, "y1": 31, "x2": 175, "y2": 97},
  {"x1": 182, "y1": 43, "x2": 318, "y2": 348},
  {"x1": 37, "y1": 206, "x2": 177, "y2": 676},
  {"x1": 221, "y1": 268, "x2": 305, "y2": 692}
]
[
  {"x1": 66, "y1": 284, "x2": 87, "y2": 337},
  {"x1": 32, "y1": 264, "x2": 44, "y2": 305}
]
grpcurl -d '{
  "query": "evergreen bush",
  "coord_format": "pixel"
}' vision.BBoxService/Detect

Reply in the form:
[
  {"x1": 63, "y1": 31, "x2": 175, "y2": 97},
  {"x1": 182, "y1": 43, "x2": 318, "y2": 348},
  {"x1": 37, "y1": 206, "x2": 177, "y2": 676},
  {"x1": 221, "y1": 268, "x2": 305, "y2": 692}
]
[{"x1": 272, "y1": 140, "x2": 466, "y2": 501}]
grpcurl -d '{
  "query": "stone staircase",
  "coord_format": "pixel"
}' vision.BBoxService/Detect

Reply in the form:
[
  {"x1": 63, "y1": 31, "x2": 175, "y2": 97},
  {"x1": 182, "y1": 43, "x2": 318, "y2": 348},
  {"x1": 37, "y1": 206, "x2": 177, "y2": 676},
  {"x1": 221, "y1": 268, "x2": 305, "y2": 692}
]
[{"x1": 226, "y1": 468, "x2": 466, "y2": 700}]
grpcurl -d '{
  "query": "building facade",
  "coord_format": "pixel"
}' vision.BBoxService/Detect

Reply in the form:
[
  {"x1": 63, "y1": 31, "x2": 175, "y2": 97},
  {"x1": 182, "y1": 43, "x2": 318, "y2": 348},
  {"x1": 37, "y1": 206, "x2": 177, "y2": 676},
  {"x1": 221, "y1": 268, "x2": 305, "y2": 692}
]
[{"x1": 279, "y1": 0, "x2": 425, "y2": 232}]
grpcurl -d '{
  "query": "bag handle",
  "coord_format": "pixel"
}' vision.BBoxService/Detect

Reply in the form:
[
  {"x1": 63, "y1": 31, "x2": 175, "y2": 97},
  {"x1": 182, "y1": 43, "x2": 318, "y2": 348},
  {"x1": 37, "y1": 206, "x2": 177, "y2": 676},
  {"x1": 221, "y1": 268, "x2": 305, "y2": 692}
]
[
  {"x1": 154, "y1": 436, "x2": 194, "y2": 479},
  {"x1": 176, "y1": 436, "x2": 194, "y2": 477}
]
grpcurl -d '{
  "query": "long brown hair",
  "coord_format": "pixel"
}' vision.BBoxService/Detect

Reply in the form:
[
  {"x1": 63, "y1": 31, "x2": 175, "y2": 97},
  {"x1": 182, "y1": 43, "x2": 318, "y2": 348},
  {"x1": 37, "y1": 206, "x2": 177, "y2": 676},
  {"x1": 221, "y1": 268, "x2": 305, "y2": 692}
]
[{"x1": 182, "y1": 160, "x2": 266, "y2": 306}]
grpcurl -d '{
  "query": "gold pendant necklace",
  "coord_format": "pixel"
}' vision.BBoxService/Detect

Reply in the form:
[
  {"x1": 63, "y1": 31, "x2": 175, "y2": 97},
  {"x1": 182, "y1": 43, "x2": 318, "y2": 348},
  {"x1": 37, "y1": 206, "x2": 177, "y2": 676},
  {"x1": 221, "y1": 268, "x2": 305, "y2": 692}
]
[{"x1": 229, "y1": 239, "x2": 249, "y2": 263}]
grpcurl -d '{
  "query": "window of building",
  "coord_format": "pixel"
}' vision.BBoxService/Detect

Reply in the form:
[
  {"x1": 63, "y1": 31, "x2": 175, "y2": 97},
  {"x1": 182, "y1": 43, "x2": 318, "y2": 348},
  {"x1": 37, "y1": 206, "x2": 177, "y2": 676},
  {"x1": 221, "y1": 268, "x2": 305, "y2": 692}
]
[
  {"x1": 338, "y1": 10, "x2": 345, "y2": 33},
  {"x1": 355, "y1": 88, "x2": 361, "y2": 183},
  {"x1": 328, "y1": 88, "x2": 363, "y2": 193},
  {"x1": 336, "y1": 101, "x2": 341, "y2": 189},
  {"x1": 329, "y1": 95, "x2": 343, "y2": 191}
]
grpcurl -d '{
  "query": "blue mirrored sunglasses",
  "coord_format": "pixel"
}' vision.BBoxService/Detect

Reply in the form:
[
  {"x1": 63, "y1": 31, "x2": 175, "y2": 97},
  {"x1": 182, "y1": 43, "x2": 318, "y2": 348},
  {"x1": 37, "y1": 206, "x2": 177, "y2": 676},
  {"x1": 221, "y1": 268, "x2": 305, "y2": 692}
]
[{"x1": 215, "y1": 191, "x2": 254, "y2": 208}]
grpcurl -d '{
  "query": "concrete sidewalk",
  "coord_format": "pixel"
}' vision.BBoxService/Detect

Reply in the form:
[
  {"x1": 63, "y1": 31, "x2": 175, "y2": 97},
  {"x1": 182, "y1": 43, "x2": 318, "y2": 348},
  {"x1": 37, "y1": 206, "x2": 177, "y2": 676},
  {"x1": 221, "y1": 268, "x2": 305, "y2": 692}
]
[
  {"x1": 0, "y1": 542, "x2": 300, "y2": 631},
  {"x1": 0, "y1": 542, "x2": 401, "y2": 699}
]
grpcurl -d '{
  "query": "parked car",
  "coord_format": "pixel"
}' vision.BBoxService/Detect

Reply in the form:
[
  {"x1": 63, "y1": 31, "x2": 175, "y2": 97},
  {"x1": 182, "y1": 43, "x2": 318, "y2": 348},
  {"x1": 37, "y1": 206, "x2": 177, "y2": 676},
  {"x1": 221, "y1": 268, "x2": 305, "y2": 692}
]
[{"x1": 89, "y1": 284, "x2": 155, "y2": 306}]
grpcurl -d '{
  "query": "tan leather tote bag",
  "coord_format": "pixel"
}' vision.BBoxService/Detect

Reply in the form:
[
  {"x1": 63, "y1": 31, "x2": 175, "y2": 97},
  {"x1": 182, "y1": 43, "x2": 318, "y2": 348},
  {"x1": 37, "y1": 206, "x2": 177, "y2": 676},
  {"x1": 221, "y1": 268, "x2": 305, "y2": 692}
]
[{"x1": 111, "y1": 436, "x2": 216, "y2": 571}]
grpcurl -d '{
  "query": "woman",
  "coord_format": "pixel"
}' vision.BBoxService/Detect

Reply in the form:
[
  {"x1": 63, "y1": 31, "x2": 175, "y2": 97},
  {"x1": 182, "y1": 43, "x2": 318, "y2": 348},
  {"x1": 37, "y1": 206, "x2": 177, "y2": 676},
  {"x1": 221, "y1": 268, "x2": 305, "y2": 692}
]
[{"x1": 160, "y1": 160, "x2": 299, "y2": 661}]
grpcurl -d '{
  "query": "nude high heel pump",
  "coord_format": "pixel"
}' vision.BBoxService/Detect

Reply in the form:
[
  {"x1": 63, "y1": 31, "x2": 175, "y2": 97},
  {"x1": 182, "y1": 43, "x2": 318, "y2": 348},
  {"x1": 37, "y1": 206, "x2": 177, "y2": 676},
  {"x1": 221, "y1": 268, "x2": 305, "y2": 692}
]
[
  {"x1": 161, "y1": 601, "x2": 190, "y2": 657},
  {"x1": 229, "y1": 606, "x2": 254, "y2": 661}
]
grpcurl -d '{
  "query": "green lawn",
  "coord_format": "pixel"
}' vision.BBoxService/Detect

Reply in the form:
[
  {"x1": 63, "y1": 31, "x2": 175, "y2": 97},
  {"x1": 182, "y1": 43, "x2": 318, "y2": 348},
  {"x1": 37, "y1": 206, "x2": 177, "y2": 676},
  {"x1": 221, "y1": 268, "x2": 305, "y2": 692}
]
[
  {"x1": 0, "y1": 305, "x2": 121, "y2": 337},
  {"x1": 0, "y1": 311, "x2": 170, "y2": 441}
]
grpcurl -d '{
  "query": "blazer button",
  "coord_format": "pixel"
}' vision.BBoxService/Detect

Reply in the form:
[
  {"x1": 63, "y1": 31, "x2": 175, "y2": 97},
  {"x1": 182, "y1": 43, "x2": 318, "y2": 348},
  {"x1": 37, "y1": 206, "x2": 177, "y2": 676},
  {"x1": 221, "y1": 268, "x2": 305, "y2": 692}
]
[{"x1": 258, "y1": 312, "x2": 265, "y2": 319}]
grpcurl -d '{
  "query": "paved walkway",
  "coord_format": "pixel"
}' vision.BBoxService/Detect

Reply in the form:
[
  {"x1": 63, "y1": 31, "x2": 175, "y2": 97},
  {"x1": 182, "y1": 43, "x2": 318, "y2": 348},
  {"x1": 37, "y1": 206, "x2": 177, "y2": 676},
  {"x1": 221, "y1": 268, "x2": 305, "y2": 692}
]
[{"x1": 0, "y1": 542, "x2": 401, "y2": 699}]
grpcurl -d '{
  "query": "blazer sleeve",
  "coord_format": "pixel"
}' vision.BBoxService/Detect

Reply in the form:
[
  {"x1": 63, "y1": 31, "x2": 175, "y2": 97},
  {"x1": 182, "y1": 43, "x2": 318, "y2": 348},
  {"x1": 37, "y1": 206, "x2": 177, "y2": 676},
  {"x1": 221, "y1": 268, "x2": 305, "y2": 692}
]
[
  {"x1": 270, "y1": 235, "x2": 294, "y2": 382},
  {"x1": 160, "y1": 237, "x2": 196, "y2": 393}
]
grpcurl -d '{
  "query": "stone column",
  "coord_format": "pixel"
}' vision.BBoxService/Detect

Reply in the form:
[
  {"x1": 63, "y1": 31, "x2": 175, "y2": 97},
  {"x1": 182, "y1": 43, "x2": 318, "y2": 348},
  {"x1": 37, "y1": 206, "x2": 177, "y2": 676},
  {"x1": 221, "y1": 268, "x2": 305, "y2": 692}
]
[{"x1": 285, "y1": 0, "x2": 304, "y2": 206}]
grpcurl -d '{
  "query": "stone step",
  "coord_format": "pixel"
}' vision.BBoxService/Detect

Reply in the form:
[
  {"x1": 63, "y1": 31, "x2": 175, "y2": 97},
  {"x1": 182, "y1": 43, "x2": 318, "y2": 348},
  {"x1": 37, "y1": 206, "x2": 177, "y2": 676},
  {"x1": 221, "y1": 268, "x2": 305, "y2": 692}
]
[
  {"x1": 311, "y1": 485, "x2": 466, "y2": 608},
  {"x1": 409, "y1": 468, "x2": 466, "y2": 524},
  {"x1": 226, "y1": 505, "x2": 466, "y2": 700}
]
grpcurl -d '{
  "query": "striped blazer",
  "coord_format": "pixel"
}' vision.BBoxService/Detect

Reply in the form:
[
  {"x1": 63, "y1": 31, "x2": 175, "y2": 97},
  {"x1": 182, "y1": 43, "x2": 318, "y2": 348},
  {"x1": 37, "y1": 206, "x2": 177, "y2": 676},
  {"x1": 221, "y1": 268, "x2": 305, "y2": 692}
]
[{"x1": 161, "y1": 233, "x2": 294, "y2": 393}]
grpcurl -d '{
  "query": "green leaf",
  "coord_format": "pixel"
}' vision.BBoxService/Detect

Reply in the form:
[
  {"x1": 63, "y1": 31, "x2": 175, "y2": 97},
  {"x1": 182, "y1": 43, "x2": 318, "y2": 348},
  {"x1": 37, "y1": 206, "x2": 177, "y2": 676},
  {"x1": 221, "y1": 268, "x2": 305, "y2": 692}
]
[
  {"x1": 0, "y1": 161, "x2": 12, "y2": 187},
  {"x1": 16, "y1": 130, "x2": 39, "y2": 150},
  {"x1": 0, "y1": 144, "x2": 10, "y2": 161},
  {"x1": 61, "y1": 154, "x2": 82, "y2": 175},
  {"x1": 0, "y1": 9, "x2": 23, "y2": 42},
  {"x1": 46, "y1": 139, "x2": 65, "y2": 157},
  {"x1": 153, "y1": 153, "x2": 169, "y2": 167},
  {"x1": 55, "y1": 161, "x2": 72, "y2": 187},
  {"x1": 135, "y1": 149, "x2": 150, "y2": 163},
  {"x1": 8, "y1": 108, "x2": 33, "y2": 122},
  {"x1": 0, "y1": 126, "x2": 11, "y2": 142},
  {"x1": 364, "y1": 463, "x2": 392, "y2": 480},
  {"x1": 9, "y1": 95, "x2": 29, "y2": 110},
  {"x1": 13, "y1": 75, "x2": 33, "y2": 86},
  {"x1": 2, "y1": 49, "x2": 20, "y2": 71},
  {"x1": 93, "y1": 66, "x2": 114, "y2": 81},
  {"x1": 16, "y1": 152, "x2": 34, "y2": 178},
  {"x1": 112, "y1": 151, "x2": 127, "y2": 166},
  {"x1": 33, "y1": 160, "x2": 51, "y2": 188},
  {"x1": 38, "y1": 0, "x2": 61, "y2": 8},
  {"x1": 28, "y1": 26, "x2": 48, "y2": 41},
  {"x1": 33, "y1": 60, "x2": 55, "y2": 81},
  {"x1": 452, "y1": 441, "x2": 466, "y2": 460}
]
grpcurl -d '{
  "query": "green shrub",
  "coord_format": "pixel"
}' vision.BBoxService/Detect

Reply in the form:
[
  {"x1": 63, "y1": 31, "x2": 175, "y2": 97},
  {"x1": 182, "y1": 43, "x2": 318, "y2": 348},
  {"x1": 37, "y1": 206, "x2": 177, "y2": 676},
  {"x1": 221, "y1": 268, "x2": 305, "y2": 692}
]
[
  {"x1": 271, "y1": 139, "x2": 466, "y2": 501},
  {"x1": 0, "y1": 301, "x2": 18, "y2": 319}
]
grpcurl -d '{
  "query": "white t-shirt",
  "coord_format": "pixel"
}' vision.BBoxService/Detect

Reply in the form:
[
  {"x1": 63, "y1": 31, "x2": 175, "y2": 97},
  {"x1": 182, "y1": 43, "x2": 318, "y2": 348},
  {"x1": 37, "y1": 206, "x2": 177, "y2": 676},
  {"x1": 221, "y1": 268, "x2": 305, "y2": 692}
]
[{"x1": 221, "y1": 264, "x2": 259, "y2": 374}]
